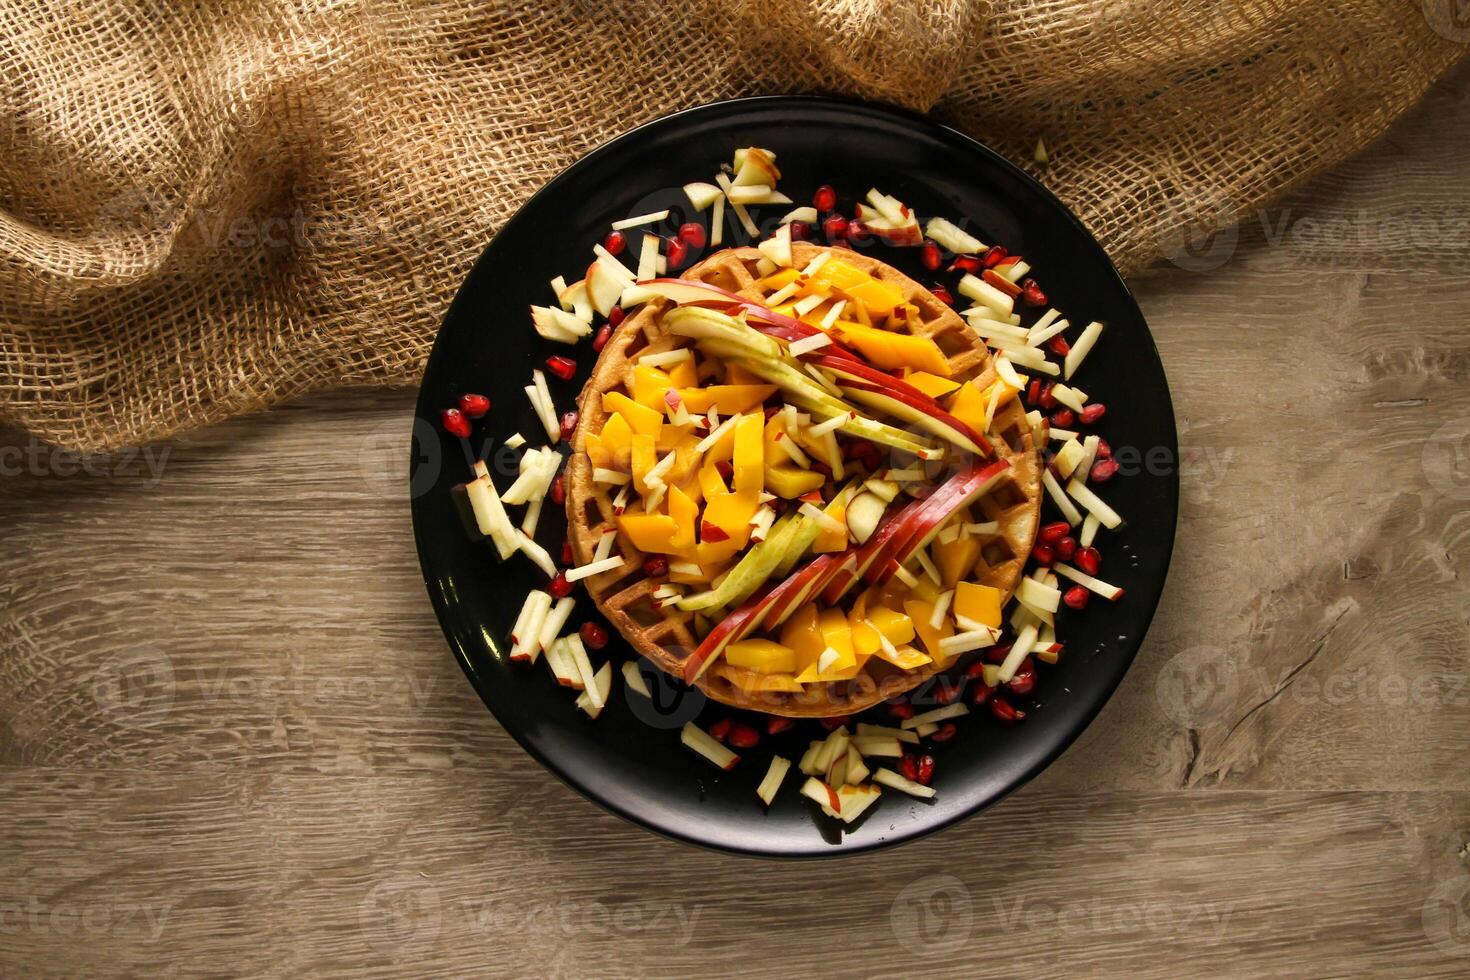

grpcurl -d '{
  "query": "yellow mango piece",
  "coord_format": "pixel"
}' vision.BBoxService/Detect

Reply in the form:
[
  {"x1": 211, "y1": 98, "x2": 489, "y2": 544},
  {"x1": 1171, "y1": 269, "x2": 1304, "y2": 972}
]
[
  {"x1": 934, "y1": 533, "x2": 983, "y2": 589},
  {"x1": 904, "y1": 599, "x2": 954, "y2": 660},
  {"x1": 842, "y1": 278, "x2": 906, "y2": 319},
  {"x1": 699, "y1": 490, "x2": 758, "y2": 563},
  {"x1": 872, "y1": 644, "x2": 932, "y2": 670},
  {"x1": 676, "y1": 384, "x2": 778, "y2": 414},
  {"x1": 765, "y1": 465, "x2": 825, "y2": 499},
  {"x1": 716, "y1": 665, "x2": 803, "y2": 693},
  {"x1": 698, "y1": 462, "x2": 728, "y2": 500},
  {"x1": 813, "y1": 504, "x2": 847, "y2": 553},
  {"x1": 983, "y1": 379, "x2": 1020, "y2": 412},
  {"x1": 725, "y1": 639, "x2": 797, "y2": 674},
  {"x1": 669, "y1": 485, "x2": 698, "y2": 553},
  {"x1": 599, "y1": 412, "x2": 633, "y2": 467},
  {"x1": 945, "y1": 381, "x2": 989, "y2": 433},
  {"x1": 817, "y1": 607, "x2": 857, "y2": 668},
  {"x1": 583, "y1": 431, "x2": 611, "y2": 469},
  {"x1": 780, "y1": 603, "x2": 826, "y2": 673},
  {"x1": 834, "y1": 322, "x2": 951, "y2": 376},
  {"x1": 849, "y1": 592, "x2": 882, "y2": 657},
  {"x1": 654, "y1": 430, "x2": 702, "y2": 486},
  {"x1": 759, "y1": 267, "x2": 801, "y2": 291},
  {"x1": 630, "y1": 434, "x2": 658, "y2": 495},
  {"x1": 618, "y1": 513, "x2": 678, "y2": 554},
  {"x1": 795, "y1": 660, "x2": 862, "y2": 684},
  {"x1": 809, "y1": 258, "x2": 869, "y2": 292},
  {"x1": 903, "y1": 370, "x2": 961, "y2": 399},
  {"x1": 602, "y1": 391, "x2": 662, "y2": 438},
  {"x1": 732, "y1": 414, "x2": 764, "y2": 495},
  {"x1": 865, "y1": 606, "x2": 916, "y2": 647},
  {"x1": 667, "y1": 356, "x2": 698, "y2": 388},
  {"x1": 954, "y1": 581, "x2": 1003, "y2": 629},
  {"x1": 631, "y1": 364, "x2": 674, "y2": 410},
  {"x1": 725, "y1": 364, "x2": 765, "y2": 386}
]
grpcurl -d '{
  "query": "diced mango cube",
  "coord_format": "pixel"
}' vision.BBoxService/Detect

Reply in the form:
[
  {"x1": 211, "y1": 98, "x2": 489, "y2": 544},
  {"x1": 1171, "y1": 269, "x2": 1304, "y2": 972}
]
[
  {"x1": 903, "y1": 599, "x2": 954, "y2": 660},
  {"x1": 669, "y1": 485, "x2": 698, "y2": 553},
  {"x1": 631, "y1": 364, "x2": 674, "y2": 411},
  {"x1": 676, "y1": 385, "x2": 777, "y2": 414},
  {"x1": 732, "y1": 414, "x2": 764, "y2": 495},
  {"x1": 780, "y1": 602, "x2": 826, "y2": 673},
  {"x1": 833, "y1": 322, "x2": 950, "y2": 376},
  {"x1": 630, "y1": 434, "x2": 658, "y2": 495},
  {"x1": 933, "y1": 533, "x2": 982, "y2": 588},
  {"x1": 618, "y1": 513, "x2": 678, "y2": 553},
  {"x1": 813, "y1": 504, "x2": 847, "y2": 553},
  {"x1": 903, "y1": 370, "x2": 961, "y2": 399},
  {"x1": 945, "y1": 381, "x2": 988, "y2": 433},
  {"x1": 954, "y1": 581, "x2": 1003, "y2": 629},
  {"x1": 725, "y1": 639, "x2": 797, "y2": 674},
  {"x1": 602, "y1": 391, "x2": 662, "y2": 438},
  {"x1": 599, "y1": 412, "x2": 633, "y2": 467}
]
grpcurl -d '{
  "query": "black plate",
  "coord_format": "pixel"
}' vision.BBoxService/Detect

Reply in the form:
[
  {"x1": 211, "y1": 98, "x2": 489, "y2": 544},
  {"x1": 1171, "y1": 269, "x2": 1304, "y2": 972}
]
[{"x1": 410, "y1": 96, "x2": 1178, "y2": 857}]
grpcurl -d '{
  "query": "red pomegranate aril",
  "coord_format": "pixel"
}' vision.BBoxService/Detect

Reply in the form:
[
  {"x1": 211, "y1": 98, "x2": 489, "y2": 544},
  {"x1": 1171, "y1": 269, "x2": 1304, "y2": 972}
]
[
  {"x1": 559, "y1": 411, "x2": 579, "y2": 442},
  {"x1": 915, "y1": 753, "x2": 936, "y2": 785},
  {"x1": 990, "y1": 696, "x2": 1025, "y2": 723},
  {"x1": 1090, "y1": 457, "x2": 1119, "y2": 484},
  {"x1": 642, "y1": 556, "x2": 669, "y2": 577},
  {"x1": 458, "y1": 393, "x2": 491, "y2": 419},
  {"x1": 1032, "y1": 543, "x2": 1055, "y2": 566},
  {"x1": 1080, "y1": 402, "x2": 1107, "y2": 425},
  {"x1": 985, "y1": 643, "x2": 1012, "y2": 664},
  {"x1": 931, "y1": 283, "x2": 956, "y2": 306},
  {"x1": 1050, "y1": 408, "x2": 1076, "y2": 429},
  {"x1": 558, "y1": 537, "x2": 574, "y2": 565},
  {"x1": 666, "y1": 236, "x2": 689, "y2": 269},
  {"x1": 592, "y1": 324, "x2": 612, "y2": 352},
  {"x1": 920, "y1": 239, "x2": 943, "y2": 271},
  {"x1": 548, "y1": 571, "x2": 573, "y2": 598},
  {"x1": 929, "y1": 722, "x2": 958, "y2": 743},
  {"x1": 888, "y1": 701, "x2": 915, "y2": 720},
  {"x1": 545, "y1": 355, "x2": 576, "y2": 381},
  {"x1": 822, "y1": 215, "x2": 848, "y2": 241},
  {"x1": 579, "y1": 621, "x2": 609, "y2": 650},
  {"x1": 1020, "y1": 278, "x2": 1047, "y2": 307},
  {"x1": 898, "y1": 754, "x2": 920, "y2": 782},
  {"x1": 709, "y1": 718, "x2": 733, "y2": 742},
  {"x1": 766, "y1": 715, "x2": 795, "y2": 736},
  {"x1": 1007, "y1": 660, "x2": 1036, "y2": 695},
  {"x1": 1063, "y1": 585, "x2": 1090, "y2": 610},
  {"x1": 1055, "y1": 535, "x2": 1077, "y2": 561},
  {"x1": 550, "y1": 473, "x2": 566, "y2": 505},
  {"x1": 1039, "y1": 382, "x2": 1058, "y2": 409},
  {"x1": 678, "y1": 222, "x2": 706, "y2": 249},
  {"x1": 1096, "y1": 437, "x2": 1112, "y2": 459},
  {"x1": 950, "y1": 254, "x2": 983, "y2": 275},
  {"x1": 1047, "y1": 335, "x2": 1071, "y2": 357},
  {"x1": 440, "y1": 407, "x2": 471, "y2": 438},
  {"x1": 846, "y1": 221, "x2": 871, "y2": 245},
  {"x1": 1039, "y1": 520, "x2": 1071, "y2": 544},
  {"x1": 727, "y1": 723, "x2": 760, "y2": 749},
  {"x1": 603, "y1": 230, "x2": 626, "y2": 255},
  {"x1": 819, "y1": 715, "x2": 850, "y2": 731},
  {"x1": 813, "y1": 184, "x2": 837, "y2": 212},
  {"x1": 788, "y1": 220, "x2": 812, "y2": 241},
  {"x1": 982, "y1": 268, "x2": 1023, "y2": 298},
  {"x1": 969, "y1": 682, "x2": 996, "y2": 705},
  {"x1": 933, "y1": 681, "x2": 963, "y2": 705},
  {"x1": 964, "y1": 659, "x2": 989, "y2": 679},
  {"x1": 1026, "y1": 378, "x2": 1043, "y2": 407},
  {"x1": 607, "y1": 305, "x2": 627, "y2": 329},
  {"x1": 983, "y1": 245, "x2": 1009, "y2": 268},
  {"x1": 1075, "y1": 546, "x2": 1101, "y2": 575}
]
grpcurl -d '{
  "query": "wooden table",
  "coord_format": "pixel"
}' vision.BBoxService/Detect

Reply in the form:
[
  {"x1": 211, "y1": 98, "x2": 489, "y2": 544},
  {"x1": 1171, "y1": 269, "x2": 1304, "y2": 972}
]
[{"x1": 4, "y1": 64, "x2": 1469, "y2": 978}]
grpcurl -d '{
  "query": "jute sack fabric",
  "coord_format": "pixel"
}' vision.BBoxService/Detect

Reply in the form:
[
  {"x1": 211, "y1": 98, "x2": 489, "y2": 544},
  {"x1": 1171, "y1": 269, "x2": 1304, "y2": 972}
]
[{"x1": 0, "y1": 0, "x2": 1462, "y2": 452}]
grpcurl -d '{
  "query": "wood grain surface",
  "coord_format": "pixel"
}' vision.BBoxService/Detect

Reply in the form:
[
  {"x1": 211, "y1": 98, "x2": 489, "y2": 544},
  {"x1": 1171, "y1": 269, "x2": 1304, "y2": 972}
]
[{"x1": 3, "y1": 62, "x2": 1469, "y2": 978}]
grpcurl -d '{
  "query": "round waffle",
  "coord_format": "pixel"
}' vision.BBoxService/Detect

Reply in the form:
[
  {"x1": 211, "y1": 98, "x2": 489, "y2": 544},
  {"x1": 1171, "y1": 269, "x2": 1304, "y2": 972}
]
[{"x1": 567, "y1": 242, "x2": 1042, "y2": 716}]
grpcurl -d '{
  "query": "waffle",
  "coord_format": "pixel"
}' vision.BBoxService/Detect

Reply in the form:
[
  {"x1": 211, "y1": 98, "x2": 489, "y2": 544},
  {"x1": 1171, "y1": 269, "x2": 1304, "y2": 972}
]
[{"x1": 566, "y1": 242, "x2": 1042, "y2": 716}]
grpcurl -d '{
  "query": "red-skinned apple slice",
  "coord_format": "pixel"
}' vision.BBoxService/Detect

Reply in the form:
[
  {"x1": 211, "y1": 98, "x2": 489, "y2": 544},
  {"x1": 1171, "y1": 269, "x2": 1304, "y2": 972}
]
[
  {"x1": 640, "y1": 279, "x2": 862, "y2": 361},
  {"x1": 586, "y1": 261, "x2": 624, "y2": 317},
  {"x1": 812, "y1": 358, "x2": 993, "y2": 457},
  {"x1": 872, "y1": 459, "x2": 1011, "y2": 584}
]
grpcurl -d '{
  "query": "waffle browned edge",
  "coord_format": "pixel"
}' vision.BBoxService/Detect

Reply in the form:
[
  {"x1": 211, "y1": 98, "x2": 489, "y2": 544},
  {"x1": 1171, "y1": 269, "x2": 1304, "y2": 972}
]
[{"x1": 566, "y1": 242, "x2": 1042, "y2": 717}]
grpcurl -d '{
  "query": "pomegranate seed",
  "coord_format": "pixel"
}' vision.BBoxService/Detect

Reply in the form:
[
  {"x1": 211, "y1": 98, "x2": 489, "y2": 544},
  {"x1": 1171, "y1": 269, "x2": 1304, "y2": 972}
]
[
  {"x1": 813, "y1": 185, "x2": 837, "y2": 212},
  {"x1": 1038, "y1": 382, "x2": 1058, "y2": 409},
  {"x1": 559, "y1": 411, "x2": 579, "y2": 442},
  {"x1": 1063, "y1": 585, "x2": 1090, "y2": 610},
  {"x1": 949, "y1": 255, "x2": 983, "y2": 275},
  {"x1": 819, "y1": 715, "x2": 849, "y2": 731},
  {"x1": 1096, "y1": 437, "x2": 1112, "y2": 459},
  {"x1": 985, "y1": 643, "x2": 1012, "y2": 664},
  {"x1": 550, "y1": 473, "x2": 566, "y2": 505},
  {"x1": 930, "y1": 722, "x2": 958, "y2": 743},
  {"x1": 440, "y1": 407, "x2": 471, "y2": 438},
  {"x1": 727, "y1": 723, "x2": 760, "y2": 749},
  {"x1": 983, "y1": 245, "x2": 1008, "y2": 268},
  {"x1": 933, "y1": 681, "x2": 963, "y2": 705},
  {"x1": 1080, "y1": 402, "x2": 1107, "y2": 425},
  {"x1": 1039, "y1": 521, "x2": 1070, "y2": 544},
  {"x1": 561, "y1": 541, "x2": 574, "y2": 566},
  {"x1": 1008, "y1": 660, "x2": 1036, "y2": 695},
  {"x1": 678, "y1": 222, "x2": 706, "y2": 249},
  {"x1": 1050, "y1": 408, "x2": 1076, "y2": 429},
  {"x1": 822, "y1": 215, "x2": 848, "y2": 241},
  {"x1": 766, "y1": 716, "x2": 794, "y2": 735},
  {"x1": 915, "y1": 753, "x2": 935, "y2": 785},
  {"x1": 608, "y1": 305, "x2": 626, "y2": 329},
  {"x1": 931, "y1": 283, "x2": 956, "y2": 306},
  {"x1": 845, "y1": 221, "x2": 870, "y2": 245},
  {"x1": 709, "y1": 718, "x2": 733, "y2": 742},
  {"x1": 1047, "y1": 335, "x2": 1071, "y2": 357},
  {"x1": 458, "y1": 393, "x2": 491, "y2": 419},
  {"x1": 1055, "y1": 536, "x2": 1077, "y2": 561},
  {"x1": 665, "y1": 236, "x2": 689, "y2": 269},
  {"x1": 1032, "y1": 543, "x2": 1055, "y2": 566},
  {"x1": 990, "y1": 696, "x2": 1025, "y2": 723},
  {"x1": 1025, "y1": 379, "x2": 1043, "y2": 407},
  {"x1": 642, "y1": 556, "x2": 669, "y2": 577},
  {"x1": 1021, "y1": 278, "x2": 1047, "y2": 307},
  {"x1": 968, "y1": 682, "x2": 996, "y2": 705},
  {"x1": 1075, "y1": 546, "x2": 1101, "y2": 575},
  {"x1": 548, "y1": 571, "x2": 573, "y2": 598},
  {"x1": 592, "y1": 324, "x2": 612, "y2": 352},
  {"x1": 579, "y1": 621, "x2": 609, "y2": 650},
  {"x1": 964, "y1": 660, "x2": 989, "y2": 679},
  {"x1": 898, "y1": 754, "x2": 921, "y2": 782},
  {"x1": 603, "y1": 230, "x2": 626, "y2": 255},
  {"x1": 920, "y1": 239, "x2": 942, "y2": 271},
  {"x1": 545, "y1": 355, "x2": 576, "y2": 381},
  {"x1": 1090, "y1": 458, "x2": 1119, "y2": 484},
  {"x1": 888, "y1": 702, "x2": 915, "y2": 720},
  {"x1": 788, "y1": 220, "x2": 812, "y2": 241}
]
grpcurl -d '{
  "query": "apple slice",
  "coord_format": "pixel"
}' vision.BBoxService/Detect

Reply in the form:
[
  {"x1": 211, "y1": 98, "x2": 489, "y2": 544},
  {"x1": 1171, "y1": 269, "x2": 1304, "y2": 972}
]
[
  {"x1": 586, "y1": 261, "x2": 625, "y2": 317},
  {"x1": 682, "y1": 722, "x2": 739, "y2": 770},
  {"x1": 835, "y1": 378, "x2": 991, "y2": 458},
  {"x1": 684, "y1": 181, "x2": 722, "y2": 211},
  {"x1": 640, "y1": 278, "x2": 862, "y2": 360},
  {"x1": 874, "y1": 459, "x2": 1011, "y2": 585},
  {"x1": 924, "y1": 217, "x2": 985, "y2": 255},
  {"x1": 845, "y1": 491, "x2": 887, "y2": 544},
  {"x1": 756, "y1": 755, "x2": 792, "y2": 806},
  {"x1": 757, "y1": 223, "x2": 793, "y2": 268}
]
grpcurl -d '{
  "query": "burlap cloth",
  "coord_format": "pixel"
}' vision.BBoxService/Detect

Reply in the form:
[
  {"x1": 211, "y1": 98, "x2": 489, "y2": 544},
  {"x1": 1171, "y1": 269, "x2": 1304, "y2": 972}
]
[{"x1": 0, "y1": 2, "x2": 1462, "y2": 452}]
